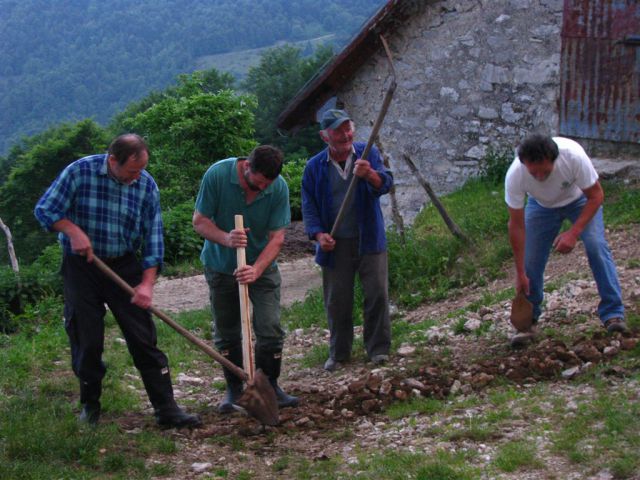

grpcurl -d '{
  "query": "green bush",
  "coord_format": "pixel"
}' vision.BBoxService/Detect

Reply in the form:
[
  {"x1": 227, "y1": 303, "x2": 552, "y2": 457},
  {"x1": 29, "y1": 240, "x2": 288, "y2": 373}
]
[
  {"x1": 478, "y1": 146, "x2": 513, "y2": 186},
  {"x1": 282, "y1": 156, "x2": 306, "y2": 221},
  {"x1": 162, "y1": 201, "x2": 202, "y2": 264},
  {"x1": 0, "y1": 120, "x2": 109, "y2": 264},
  {"x1": 122, "y1": 90, "x2": 257, "y2": 209},
  {"x1": 0, "y1": 244, "x2": 63, "y2": 333}
]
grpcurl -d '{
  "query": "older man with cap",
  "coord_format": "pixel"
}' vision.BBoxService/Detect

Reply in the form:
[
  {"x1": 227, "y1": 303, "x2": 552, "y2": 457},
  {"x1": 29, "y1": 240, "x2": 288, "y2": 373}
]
[{"x1": 301, "y1": 109, "x2": 393, "y2": 371}]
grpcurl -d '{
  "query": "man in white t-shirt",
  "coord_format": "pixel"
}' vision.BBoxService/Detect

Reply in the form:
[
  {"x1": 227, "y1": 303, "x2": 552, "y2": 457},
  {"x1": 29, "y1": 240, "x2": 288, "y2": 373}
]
[{"x1": 505, "y1": 134, "x2": 626, "y2": 347}]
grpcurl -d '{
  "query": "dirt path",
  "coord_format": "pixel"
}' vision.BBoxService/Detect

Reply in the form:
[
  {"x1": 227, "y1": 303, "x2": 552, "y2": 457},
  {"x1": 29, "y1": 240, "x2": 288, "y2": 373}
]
[{"x1": 154, "y1": 256, "x2": 320, "y2": 313}]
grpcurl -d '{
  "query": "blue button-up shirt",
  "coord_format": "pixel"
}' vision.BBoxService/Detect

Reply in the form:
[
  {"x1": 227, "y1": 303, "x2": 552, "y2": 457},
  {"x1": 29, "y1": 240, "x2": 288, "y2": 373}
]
[{"x1": 34, "y1": 154, "x2": 164, "y2": 270}]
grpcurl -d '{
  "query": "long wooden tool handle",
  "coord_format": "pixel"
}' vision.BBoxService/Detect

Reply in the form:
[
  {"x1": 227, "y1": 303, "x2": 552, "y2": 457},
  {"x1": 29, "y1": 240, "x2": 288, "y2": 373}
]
[
  {"x1": 235, "y1": 215, "x2": 255, "y2": 379},
  {"x1": 92, "y1": 256, "x2": 248, "y2": 381},
  {"x1": 330, "y1": 34, "x2": 397, "y2": 238}
]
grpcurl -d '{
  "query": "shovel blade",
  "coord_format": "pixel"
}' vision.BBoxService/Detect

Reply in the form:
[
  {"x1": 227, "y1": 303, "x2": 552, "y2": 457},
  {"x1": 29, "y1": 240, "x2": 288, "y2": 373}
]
[
  {"x1": 235, "y1": 369, "x2": 279, "y2": 426},
  {"x1": 510, "y1": 291, "x2": 533, "y2": 332}
]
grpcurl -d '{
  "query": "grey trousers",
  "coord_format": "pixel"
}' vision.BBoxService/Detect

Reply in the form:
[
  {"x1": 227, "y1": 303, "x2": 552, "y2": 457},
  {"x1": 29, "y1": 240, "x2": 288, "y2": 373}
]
[{"x1": 322, "y1": 238, "x2": 391, "y2": 361}]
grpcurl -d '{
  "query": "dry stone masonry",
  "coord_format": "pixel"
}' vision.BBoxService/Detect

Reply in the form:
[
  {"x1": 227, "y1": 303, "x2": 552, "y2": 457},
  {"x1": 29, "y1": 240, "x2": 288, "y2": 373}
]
[{"x1": 338, "y1": 0, "x2": 565, "y2": 223}]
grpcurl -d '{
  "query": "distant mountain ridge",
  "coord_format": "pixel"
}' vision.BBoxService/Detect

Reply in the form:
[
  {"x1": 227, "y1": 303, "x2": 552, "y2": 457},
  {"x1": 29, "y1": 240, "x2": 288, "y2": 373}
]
[{"x1": 0, "y1": 0, "x2": 384, "y2": 154}]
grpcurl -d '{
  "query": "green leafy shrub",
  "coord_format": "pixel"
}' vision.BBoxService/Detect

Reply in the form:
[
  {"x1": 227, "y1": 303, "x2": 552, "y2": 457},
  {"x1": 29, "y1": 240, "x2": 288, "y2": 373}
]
[
  {"x1": 282, "y1": 156, "x2": 306, "y2": 221},
  {"x1": 0, "y1": 245, "x2": 62, "y2": 333},
  {"x1": 122, "y1": 90, "x2": 257, "y2": 208},
  {"x1": 243, "y1": 44, "x2": 332, "y2": 157},
  {"x1": 0, "y1": 120, "x2": 109, "y2": 264},
  {"x1": 162, "y1": 201, "x2": 202, "y2": 264},
  {"x1": 478, "y1": 146, "x2": 513, "y2": 185},
  {"x1": 0, "y1": 269, "x2": 21, "y2": 333}
]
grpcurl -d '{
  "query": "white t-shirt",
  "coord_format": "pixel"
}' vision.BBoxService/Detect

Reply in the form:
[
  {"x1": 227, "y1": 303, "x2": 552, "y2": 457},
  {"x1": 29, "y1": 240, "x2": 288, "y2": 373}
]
[{"x1": 505, "y1": 137, "x2": 599, "y2": 209}]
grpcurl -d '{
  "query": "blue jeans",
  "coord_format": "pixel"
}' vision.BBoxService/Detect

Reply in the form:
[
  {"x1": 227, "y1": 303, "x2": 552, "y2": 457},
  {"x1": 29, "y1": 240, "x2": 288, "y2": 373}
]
[{"x1": 525, "y1": 196, "x2": 624, "y2": 324}]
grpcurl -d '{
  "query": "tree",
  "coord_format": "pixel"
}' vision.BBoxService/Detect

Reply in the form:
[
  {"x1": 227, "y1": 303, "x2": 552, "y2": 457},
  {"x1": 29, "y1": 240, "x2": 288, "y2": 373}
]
[
  {"x1": 243, "y1": 44, "x2": 334, "y2": 158},
  {"x1": 113, "y1": 72, "x2": 257, "y2": 262},
  {"x1": 0, "y1": 0, "x2": 385, "y2": 154},
  {"x1": 109, "y1": 69, "x2": 236, "y2": 135},
  {"x1": 121, "y1": 89, "x2": 257, "y2": 207},
  {"x1": 0, "y1": 120, "x2": 109, "y2": 263}
]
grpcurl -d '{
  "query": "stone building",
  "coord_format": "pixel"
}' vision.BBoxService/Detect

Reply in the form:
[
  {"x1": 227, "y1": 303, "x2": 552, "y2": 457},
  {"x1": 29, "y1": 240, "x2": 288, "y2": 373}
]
[{"x1": 278, "y1": 0, "x2": 639, "y2": 224}]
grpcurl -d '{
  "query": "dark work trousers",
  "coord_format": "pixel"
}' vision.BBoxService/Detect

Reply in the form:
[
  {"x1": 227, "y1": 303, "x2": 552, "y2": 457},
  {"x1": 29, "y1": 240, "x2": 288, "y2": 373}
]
[
  {"x1": 322, "y1": 238, "x2": 391, "y2": 362},
  {"x1": 204, "y1": 264, "x2": 285, "y2": 353},
  {"x1": 62, "y1": 253, "x2": 169, "y2": 386}
]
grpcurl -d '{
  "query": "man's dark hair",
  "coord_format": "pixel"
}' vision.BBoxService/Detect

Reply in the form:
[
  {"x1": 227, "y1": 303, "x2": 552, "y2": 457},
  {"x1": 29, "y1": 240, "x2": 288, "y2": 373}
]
[
  {"x1": 108, "y1": 133, "x2": 149, "y2": 165},
  {"x1": 247, "y1": 145, "x2": 284, "y2": 180},
  {"x1": 517, "y1": 134, "x2": 559, "y2": 164}
]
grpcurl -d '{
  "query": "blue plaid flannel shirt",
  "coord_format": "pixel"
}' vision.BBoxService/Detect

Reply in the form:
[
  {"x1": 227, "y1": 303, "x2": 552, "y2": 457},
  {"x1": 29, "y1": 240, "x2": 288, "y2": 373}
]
[{"x1": 34, "y1": 154, "x2": 164, "y2": 270}]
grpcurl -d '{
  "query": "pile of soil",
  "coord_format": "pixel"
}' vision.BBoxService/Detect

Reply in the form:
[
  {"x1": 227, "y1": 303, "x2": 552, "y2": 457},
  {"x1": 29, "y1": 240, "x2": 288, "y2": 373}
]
[{"x1": 280, "y1": 221, "x2": 315, "y2": 260}]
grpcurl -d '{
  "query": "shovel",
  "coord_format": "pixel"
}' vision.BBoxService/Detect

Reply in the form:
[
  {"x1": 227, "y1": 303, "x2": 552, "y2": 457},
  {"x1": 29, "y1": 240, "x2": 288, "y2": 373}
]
[
  {"x1": 510, "y1": 291, "x2": 534, "y2": 332},
  {"x1": 92, "y1": 255, "x2": 279, "y2": 426},
  {"x1": 232, "y1": 215, "x2": 279, "y2": 424}
]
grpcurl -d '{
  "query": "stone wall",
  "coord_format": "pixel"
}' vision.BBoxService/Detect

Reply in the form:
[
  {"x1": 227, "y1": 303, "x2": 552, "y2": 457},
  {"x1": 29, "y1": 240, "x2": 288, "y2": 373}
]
[{"x1": 337, "y1": 0, "x2": 565, "y2": 224}]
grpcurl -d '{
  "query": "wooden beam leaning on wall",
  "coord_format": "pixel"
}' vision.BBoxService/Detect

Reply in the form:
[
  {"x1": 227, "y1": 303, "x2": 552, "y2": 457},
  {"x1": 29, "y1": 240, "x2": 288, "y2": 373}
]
[
  {"x1": 401, "y1": 154, "x2": 469, "y2": 243},
  {"x1": 375, "y1": 140, "x2": 405, "y2": 243}
]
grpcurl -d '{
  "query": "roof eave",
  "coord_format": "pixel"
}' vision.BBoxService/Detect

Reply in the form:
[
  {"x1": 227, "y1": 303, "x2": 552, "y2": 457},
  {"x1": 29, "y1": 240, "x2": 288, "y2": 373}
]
[{"x1": 277, "y1": 0, "x2": 412, "y2": 132}]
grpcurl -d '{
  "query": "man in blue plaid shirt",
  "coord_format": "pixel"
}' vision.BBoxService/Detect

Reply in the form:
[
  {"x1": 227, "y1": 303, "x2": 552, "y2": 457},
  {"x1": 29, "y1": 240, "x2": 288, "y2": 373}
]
[{"x1": 34, "y1": 133, "x2": 201, "y2": 429}]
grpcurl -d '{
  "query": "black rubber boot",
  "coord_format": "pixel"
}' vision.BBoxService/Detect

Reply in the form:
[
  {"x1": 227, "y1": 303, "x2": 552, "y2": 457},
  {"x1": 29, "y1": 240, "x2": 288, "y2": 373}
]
[
  {"x1": 255, "y1": 348, "x2": 299, "y2": 408},
  {"x1": 218, "y1": 345, "x2": 244, "y2": 414},
  {"x1": 140, "y1": 367, "x2": 202, "y2": 429},
  {"x1": 79, "y1": 380, "x2": 101, "y2": 426}
]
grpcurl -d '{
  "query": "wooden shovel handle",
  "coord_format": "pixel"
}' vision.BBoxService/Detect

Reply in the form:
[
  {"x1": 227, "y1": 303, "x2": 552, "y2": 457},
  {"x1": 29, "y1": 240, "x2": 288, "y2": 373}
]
[
  {"x1": 235, "y1": 215, "x2": 255, "y2": 379},
  {"x1": 92, "y1": 256, "x2": 248, "y2": 381}
]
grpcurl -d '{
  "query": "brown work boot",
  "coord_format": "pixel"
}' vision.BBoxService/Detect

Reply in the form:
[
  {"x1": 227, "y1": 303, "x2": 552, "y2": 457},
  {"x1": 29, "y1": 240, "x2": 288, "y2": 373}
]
[{"x1": 604, "y1": 318, "x2": 628, "y2": 334}]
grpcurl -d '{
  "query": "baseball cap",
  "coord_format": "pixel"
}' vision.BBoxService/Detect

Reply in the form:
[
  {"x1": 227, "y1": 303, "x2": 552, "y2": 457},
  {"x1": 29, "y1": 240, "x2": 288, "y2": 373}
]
[{"x1": 320, "y1": 109, "x2": 351, "y2": 130}]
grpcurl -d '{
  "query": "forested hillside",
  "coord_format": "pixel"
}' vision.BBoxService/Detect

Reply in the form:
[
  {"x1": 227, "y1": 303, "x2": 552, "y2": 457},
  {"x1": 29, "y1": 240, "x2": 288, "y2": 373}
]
[{"x1": 0, "y1": 0, "x2": 384, "y2": 154}]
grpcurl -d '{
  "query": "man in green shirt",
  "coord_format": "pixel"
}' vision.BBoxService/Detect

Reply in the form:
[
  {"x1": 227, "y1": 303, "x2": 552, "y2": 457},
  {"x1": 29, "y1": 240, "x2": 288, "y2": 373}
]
[{"x1": 193, "y1": 145, "x2": 298, "y2": 413}]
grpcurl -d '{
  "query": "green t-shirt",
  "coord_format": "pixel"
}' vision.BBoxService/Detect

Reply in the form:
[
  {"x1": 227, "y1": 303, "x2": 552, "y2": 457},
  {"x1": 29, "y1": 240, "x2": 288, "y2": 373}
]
[{"x1": 195, "y1": 158, "x2": 290, "y2": 274}]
